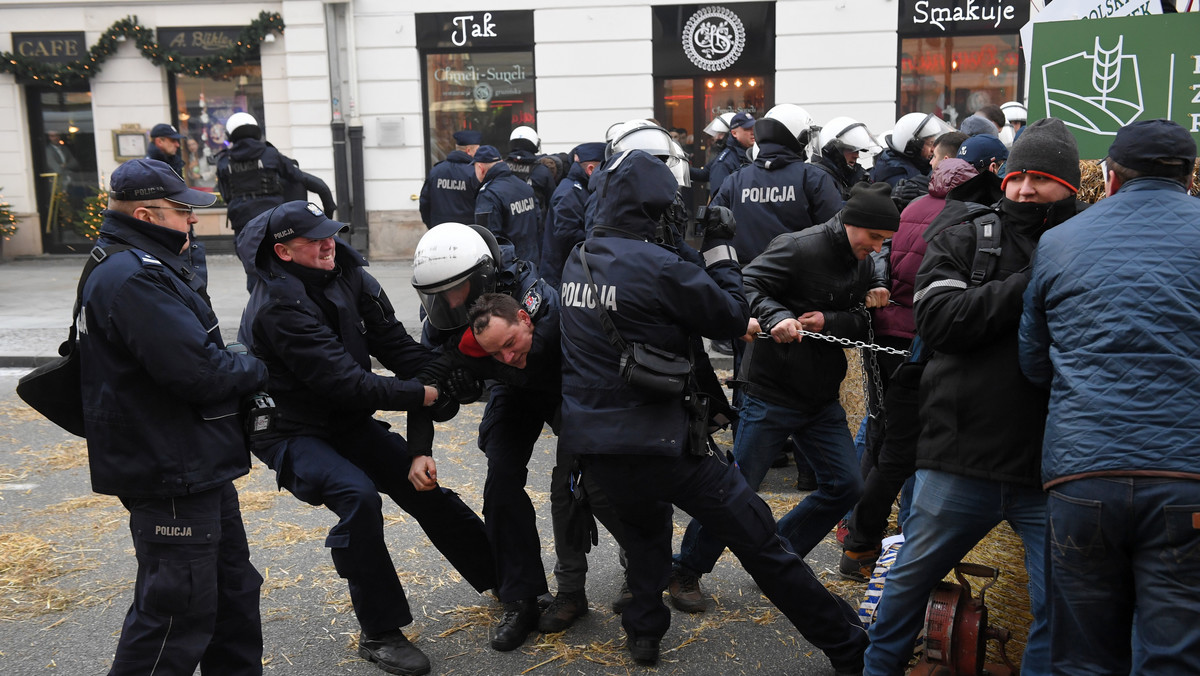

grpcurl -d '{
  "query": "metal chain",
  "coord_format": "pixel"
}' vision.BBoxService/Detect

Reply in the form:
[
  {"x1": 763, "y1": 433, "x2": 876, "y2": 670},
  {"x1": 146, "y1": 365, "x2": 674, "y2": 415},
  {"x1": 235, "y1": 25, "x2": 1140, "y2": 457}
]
[{"x1": 792, "y1": 328, "x2": 912, "y2": 357}]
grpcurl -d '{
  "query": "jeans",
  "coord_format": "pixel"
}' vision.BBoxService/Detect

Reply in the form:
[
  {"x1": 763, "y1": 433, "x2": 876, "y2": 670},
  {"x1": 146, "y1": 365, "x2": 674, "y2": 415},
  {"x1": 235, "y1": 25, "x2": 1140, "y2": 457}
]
[
  {"x1": 675, "y1": 395, "x2": 861, "y2": 574},
  {"x1": 863, "y1": 470, "x2": 1049, "y2": 676},
  {"x1": 1046, "y1": 477, "x2": 1200, "y2": 675}
]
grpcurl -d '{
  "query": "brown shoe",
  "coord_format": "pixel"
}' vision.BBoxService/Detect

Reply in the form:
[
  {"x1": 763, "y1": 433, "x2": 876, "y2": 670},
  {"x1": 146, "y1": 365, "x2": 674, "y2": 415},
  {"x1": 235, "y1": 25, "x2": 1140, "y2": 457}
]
[
  {"x1": 838, "y1": 549, "x2": 879, "y2": 583},
  {"x1": 668, "y1": 569, "x2": 707, "y2": 613},
  {"x1": 537, "y1": 590, "x2": 587, "y2": 633}
]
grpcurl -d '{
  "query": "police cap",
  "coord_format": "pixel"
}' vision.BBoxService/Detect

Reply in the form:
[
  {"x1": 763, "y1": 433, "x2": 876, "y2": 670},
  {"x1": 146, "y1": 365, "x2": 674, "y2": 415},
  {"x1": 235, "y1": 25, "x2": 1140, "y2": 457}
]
[
  {"x1": 473, "y1": 145, "x2": 503, "y2": 163},
  {"x1": 268, "y1": 201, "x2": 349, "y2": 242},
  {"x1": 453, "y1": 130, "x2": 482, "y2": 146}
]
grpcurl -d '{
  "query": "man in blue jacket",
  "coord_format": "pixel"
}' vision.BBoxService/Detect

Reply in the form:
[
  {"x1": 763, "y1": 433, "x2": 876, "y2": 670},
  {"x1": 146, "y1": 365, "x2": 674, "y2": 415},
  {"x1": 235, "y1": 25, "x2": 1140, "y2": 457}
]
[
  {"x1": 237, "y1": 202, "x2": 495, "y2": 676},
  {"x1": 474, "y1": 145, "x2": 542, "y2": 272},
  {"x1": 145, "y1": 123, "x2": 185, "y2": 176},
  {"x1": 1019, "y1": 118, "x2": 1200, "y2": 674},
  {"x1": 540, "y1": 141, "x2": 606, "y2": 287},
  {"x1": 419, "y1": 129, "x2": 482, "y2": 227},
  {"x1": 81, "y1": 159, "x2": 268, "y2": 675},
  {"x1": 558, "y1": 148, "x2": 868, "y2": 672},
  {"x1": 706, "y1": 111, "x2": 755, "y2": 199}
]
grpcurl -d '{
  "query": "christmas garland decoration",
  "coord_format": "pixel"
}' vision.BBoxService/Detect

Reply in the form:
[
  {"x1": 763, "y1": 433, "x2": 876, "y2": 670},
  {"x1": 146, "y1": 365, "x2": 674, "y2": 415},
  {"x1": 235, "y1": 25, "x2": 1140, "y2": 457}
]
[{"x1": 1, "y1": 11, "x2": 285, "y2": 87}]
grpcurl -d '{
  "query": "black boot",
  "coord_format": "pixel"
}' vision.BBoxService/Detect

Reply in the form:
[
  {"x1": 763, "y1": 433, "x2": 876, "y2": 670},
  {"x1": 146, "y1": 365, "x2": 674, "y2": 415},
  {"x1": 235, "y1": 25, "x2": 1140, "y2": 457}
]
[
  {"x1": 627, "y1": 634, "x2": 661, "y2": 665},
  {"x1": 491, "y1": 598, "x2": 539, "y2": 651},
  {"x1": 538, "y1": 589, "x2": 588, "y2": 632},
  {"x1": 358, "y1": 629, "x2": 431, "y2": 676}
]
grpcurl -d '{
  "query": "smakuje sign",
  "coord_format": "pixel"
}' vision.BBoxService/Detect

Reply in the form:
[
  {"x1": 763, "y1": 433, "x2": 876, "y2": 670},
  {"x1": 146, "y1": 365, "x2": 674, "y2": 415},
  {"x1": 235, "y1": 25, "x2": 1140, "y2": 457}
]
[{"x1": 1028, "y1": 12, "x2": 1200, "y2": 159}]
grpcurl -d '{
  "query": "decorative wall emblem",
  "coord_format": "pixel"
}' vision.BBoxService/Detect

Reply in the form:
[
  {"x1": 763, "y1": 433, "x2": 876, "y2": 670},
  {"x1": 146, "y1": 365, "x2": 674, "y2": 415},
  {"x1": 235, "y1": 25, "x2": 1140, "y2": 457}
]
[{"x1": 682, "y1": 6, "x2": 746, "y2": 72}]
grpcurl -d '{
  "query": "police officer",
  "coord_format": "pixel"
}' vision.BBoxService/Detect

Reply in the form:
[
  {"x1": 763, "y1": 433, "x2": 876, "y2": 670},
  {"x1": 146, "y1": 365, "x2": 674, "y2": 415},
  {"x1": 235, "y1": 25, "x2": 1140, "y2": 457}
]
[
  {"x1": 412, "y1": 222, "x2": 628, "y2": 646},
  {"x1": 813, "y1": 116, "x2": 878, "y2": 200},
  {"x1": 474, "y1": 145, "x2": 542, "y2": 272},
  {"x1": 870, "y1": 112, "x2": 953, "y2": 187},
  {"x1": 80, "y1": 159, "x2": 268, "y2": 674},
  {"x1": 216, "y1": 112, "x2": 336, "y2": 239},
  {"x1": 558, "y1": 148, "x2": 869, "y2": 671},
  {"x1": 236, "y1": 202, "x2": 495, "y2": 676},
  {"x1": 146, "y1": 122, "x2": 186, "y2": 175},
  {"x1": 706, "y1": 111, "x2": 756, "y2": 199},
  {"x1": 540, "y1": 141, "x2": 606, "y2": 288},
  {"x1": 419, "y1": 129, "x2": 482, "y2": 228},
  {"x1": 505, "y1": 125, "x2": 556, "y2": 214}
]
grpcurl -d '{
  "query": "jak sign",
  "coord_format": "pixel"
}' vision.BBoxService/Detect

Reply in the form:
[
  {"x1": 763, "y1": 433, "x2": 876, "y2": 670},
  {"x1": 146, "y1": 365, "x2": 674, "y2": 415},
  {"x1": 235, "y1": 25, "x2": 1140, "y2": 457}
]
[{"x1": 1028, "y1": 13, "x2": 1200, "y2": 158}]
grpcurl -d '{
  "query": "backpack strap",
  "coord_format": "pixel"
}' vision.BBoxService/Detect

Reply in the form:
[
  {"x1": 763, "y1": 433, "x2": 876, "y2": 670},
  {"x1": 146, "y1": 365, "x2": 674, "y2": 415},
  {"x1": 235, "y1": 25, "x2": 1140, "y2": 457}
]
[
  {"x1": 67, "y1": 244, "x2": 133, "y2": 350},
  {"x1": 967, "y1": 212, "x2": 1002, "y2": 288}
]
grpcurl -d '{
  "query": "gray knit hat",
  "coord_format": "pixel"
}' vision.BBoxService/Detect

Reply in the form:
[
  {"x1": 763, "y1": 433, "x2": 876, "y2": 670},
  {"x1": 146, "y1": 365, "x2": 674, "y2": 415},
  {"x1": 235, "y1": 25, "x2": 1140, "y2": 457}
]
[
  {"x1": 1002, "y1": 118, "x2": 1080, "y2": 192},
  {"x1": 959, "y1": 113, "x2": 999, "y2": 137}
]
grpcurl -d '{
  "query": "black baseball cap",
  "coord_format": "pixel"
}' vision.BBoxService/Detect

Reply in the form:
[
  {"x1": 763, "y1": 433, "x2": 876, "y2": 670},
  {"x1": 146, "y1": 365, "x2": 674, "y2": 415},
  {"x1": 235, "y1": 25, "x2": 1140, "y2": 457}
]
[
  {"x1": 268, "y1": 201, "x2": 348, "y2": 242},
  {"x1": 109, "y1": 159, "x2": 217, "y2": 206},
  {"x1": 1108, "y1": 119, "x2": 1196, "y2": 173}
]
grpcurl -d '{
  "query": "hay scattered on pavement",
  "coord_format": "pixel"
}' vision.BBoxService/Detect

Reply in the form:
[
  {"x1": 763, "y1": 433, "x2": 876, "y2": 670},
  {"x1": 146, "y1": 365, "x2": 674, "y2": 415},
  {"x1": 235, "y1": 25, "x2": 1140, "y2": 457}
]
[
  {"x1": 0, "y1": 532, "x2": 85, "y2": 620},
  {"x1": 252, "y1": 522, "x2": 328, "y2": 549},
  {"x1": 15, "y1": 439, "x2": 89, "y2": 473},
  {"x1": 0, "y1": 401, "x2": 53, "y2": 424},
  {"x1": 237, "y1": 489, "x2": 281, "y2": 513}
]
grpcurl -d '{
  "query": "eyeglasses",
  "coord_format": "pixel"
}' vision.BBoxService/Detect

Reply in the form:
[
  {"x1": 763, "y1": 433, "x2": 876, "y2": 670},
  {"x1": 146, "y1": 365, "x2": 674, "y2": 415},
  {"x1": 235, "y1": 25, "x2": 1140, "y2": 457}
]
[{"x1": 143, "y1": 205, "x2": 194, "y2": 215}]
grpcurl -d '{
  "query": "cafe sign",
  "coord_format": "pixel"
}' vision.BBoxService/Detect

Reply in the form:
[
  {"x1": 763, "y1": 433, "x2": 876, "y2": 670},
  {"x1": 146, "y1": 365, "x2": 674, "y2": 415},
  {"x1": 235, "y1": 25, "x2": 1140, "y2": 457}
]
[
  {"x1": 899, "y1": 0, "x2": 1028, "y2": 36},
  {"x1": 12, "y1": 32, "x2": 86, "y2": 65}
]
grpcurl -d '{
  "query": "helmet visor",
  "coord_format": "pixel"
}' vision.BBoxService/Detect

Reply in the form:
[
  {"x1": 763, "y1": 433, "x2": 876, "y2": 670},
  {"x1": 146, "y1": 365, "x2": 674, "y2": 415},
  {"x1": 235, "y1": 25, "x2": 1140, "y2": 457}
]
[{"x1": 415, "y1": 261, "x2": 495, "y2": 331}]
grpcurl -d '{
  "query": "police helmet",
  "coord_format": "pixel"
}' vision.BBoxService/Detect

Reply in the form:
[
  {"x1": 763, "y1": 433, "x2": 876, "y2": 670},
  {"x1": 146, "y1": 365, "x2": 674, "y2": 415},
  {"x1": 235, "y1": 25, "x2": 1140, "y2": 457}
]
[
  {"x1": 510, "y1": 125, "x2": 540, "y2": 152},
  {"x1": 226, "y1": 112, "x2": 261, "y2": 142},
  {"x1": 1000, "y1": 101, "x2": 1027, "y2": 124},
  {"x1": 887, "y1": 112, "x2": 953, "y2": 159},
  {"x1": 411, "y1": 223, "x2": 502, "y2": 331},
  {"x1": 607, "y1": 121, "x2": 690, "y2": 188},
  {"x1": 702, "y1": 112, "x2": 736, "y2": 139},
  {"x1": 819, "y1": 116, "x2": 880, "y2": 154}
]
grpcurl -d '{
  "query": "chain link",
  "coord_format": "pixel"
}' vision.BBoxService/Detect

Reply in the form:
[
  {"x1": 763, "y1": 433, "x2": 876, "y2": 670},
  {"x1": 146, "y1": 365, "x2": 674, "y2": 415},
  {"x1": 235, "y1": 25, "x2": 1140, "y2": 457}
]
[{"x1": 791, "y1": 328, "x2": 912, "y2": 357}]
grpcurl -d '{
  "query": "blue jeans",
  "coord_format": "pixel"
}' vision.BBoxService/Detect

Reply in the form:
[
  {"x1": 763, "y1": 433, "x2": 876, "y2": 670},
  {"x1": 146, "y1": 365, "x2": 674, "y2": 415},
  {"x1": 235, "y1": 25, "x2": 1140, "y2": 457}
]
[
  {"x1": 863, "y1": 470, "x2": 1049, "y2": 676},
  {"x1": 1046, "y1": 477, "x2": 1200, "y2": 675},
  {"x1": 675, "y1": 395, "x2": 862, "y2": 574}
]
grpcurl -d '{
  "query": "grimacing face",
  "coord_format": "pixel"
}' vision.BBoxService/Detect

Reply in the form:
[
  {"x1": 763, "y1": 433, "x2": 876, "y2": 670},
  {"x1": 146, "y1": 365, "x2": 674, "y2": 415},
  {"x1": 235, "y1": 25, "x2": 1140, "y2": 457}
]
[
  {"x1": 275, "y1": 236, "x2": 336, "y2": 271},
  {"x1": 472, "y1": 311, "x2": 534, "y2": 369}
]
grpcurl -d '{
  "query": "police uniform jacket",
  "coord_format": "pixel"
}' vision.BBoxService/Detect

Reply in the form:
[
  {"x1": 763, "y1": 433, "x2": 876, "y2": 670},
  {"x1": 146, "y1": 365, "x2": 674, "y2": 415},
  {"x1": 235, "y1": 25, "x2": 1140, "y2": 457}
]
[
  {"x1": 741, "y1": 214, "x2": 881, "y2": 412},
  {"x1": 217, "y1": 139, "x2": 330, "y2": 234},
  {"x1": 706, "y1": 135, "x2": 752, "y2": 199},
  {"x1": 812, "y1": 146, "x2": 869, "y2": 200},
  {"x1": 559, "y1": 150, "x2": 748, "y2": 457},
  {"x1": 146, "y1": 144, "x2": 184, "y2": 176},
  {"x1": 870, "y1": 149, "x2": 929, "y2": 187},
  {"x1": 540, "y1": 162, "x2": 593, "y2": 288},
  {"x1": 80, "y1": 211, "x2": 267, "y2": 498},
  {"x1": 712, "y1": 141, "x2": 844, "y2": 263},
  {"x1": 419, "y1": 150, "x2": 480, "y2": 227},
  {"x1": 914, "y1": 195, "x2": 1083, "y2": 487},
  {"x1": 476, "y1": 162, "x2": 542, "y2": 271},
  {"x1": 235, "y1": 208, "x2": 431, "y2": 442},
  {"x1": 1019, "y1": 177, "x2": 1200, "y2": 487},
  {"x1": 505, "y1": 148, "x2": 556, "y2": 212}
]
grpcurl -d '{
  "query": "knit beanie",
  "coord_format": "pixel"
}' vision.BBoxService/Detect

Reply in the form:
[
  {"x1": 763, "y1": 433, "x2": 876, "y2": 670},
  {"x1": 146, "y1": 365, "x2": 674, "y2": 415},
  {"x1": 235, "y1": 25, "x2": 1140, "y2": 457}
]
[
  {"x1": 843, "y1": 182, "x2": 900, "y2": 231},
  {"x1": 1002, "y1": 118, "x2": 1080, "y2": 192}
]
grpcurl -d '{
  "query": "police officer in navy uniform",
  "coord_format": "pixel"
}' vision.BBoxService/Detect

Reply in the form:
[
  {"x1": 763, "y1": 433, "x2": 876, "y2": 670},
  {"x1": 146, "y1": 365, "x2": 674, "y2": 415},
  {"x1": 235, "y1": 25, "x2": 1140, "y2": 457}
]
[
  {"x1": 80, "y1": 159, "x2": 268, "y2": 675},
  {"x1": 145, "y1": 123, "x2": 186, "y2": 176},
  {"x1": 474, "y1": 145, "x2": 542, "y2": 273},
  {"x1": 705, "y1": 111, "x2": 756, "y2": 200},
  {"x1": 216, "y1": 113, "x2": 336, "y2": 239},
  {"x1": 505, "y1": 125, "x2": 556, "y2": 215},
  {"x1": 558, "y1": 148, "x2": 869, "y2": 671},
  {"x1": 540, "y1": 141, "x2": 606, "y2": 288},
  {"x1": 419, "y1": 130, "x2": 483, "y2": 228},
  {"x1": 813, "y1": 116, "x2": 878, "y2": 200},
  {"x1": 236, "y1": 202, "x2": 495, "y2": 676},
  {"x1": 412, "y1": 223, "x2": 628, "y2": 647}
]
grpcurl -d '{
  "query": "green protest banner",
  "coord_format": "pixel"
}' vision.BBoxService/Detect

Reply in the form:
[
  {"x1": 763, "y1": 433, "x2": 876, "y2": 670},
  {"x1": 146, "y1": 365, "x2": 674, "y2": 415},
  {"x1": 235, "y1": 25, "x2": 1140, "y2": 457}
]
[{"x1": 1028, "y1": 13, "x2": 1200, "y2": 159}]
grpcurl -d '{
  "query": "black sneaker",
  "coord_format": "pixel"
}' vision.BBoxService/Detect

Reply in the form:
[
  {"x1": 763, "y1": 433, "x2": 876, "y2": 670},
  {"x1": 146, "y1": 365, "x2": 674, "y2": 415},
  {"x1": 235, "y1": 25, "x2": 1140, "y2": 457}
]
[
  {"x1": 626, "y1": 634, "x2": 661, "y2": 665},
  {"x1": 538, "y1": 590, "x2": 588, "y2": 633},
  {"x1": 490, "y1": 598, "x2": 539, "y2": 651},
  {"x1": 668, "y1": 569, "x2": 707, "y2": 613},
  {"x1": 358, "y1": 630, "x2": 431, "y2": 676},
  {"x1": 611, "y1": 579, "x2": 633, "y2": 614}
]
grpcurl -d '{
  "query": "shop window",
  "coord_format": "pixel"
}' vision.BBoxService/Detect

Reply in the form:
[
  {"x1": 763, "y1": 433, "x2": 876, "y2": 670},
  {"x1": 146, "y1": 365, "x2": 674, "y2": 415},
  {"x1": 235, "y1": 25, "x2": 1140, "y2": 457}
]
[
  {"x1": 900, "y1": 34, "x2": 1020, "y2": 127},
  {"x1": 424, "y1": 51, "x2": 535, "y2": 168},
  {"x1": 171, "y1": 65, "x2": 264, "y2": 193}
]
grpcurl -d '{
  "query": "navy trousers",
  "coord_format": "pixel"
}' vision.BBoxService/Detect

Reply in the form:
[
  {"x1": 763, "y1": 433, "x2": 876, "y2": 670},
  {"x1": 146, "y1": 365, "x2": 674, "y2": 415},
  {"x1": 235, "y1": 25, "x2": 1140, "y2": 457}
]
[
  {"x1": 587, "y1": 451, "x2": 868, "y2": 670},
  {"x1": 111, "y1": 482, "x2": 262, "y2": 675},
  {"x1": 256, "y1": 418, "x2": 494, "y2": 634}
]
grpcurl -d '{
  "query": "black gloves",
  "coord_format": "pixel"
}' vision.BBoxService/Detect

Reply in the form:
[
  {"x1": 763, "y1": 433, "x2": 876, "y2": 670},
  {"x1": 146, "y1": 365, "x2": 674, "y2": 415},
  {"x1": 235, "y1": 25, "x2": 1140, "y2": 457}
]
[
  {"x1": 415, "y1": 356, "x2": 451, "y2": 386},
  {"x1": 443, "y1": 367, "x2": 485, "y2": 404},
  {"x1": 565, "y1": 461, "x2": 599, "y2": 553}
]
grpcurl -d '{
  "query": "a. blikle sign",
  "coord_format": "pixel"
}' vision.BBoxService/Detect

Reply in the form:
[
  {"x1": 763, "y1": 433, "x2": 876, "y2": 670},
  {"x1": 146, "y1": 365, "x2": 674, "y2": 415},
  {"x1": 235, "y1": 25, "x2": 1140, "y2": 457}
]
[{"x1": 1028, "y1": 12, "x2": 1200, "y2": 159}]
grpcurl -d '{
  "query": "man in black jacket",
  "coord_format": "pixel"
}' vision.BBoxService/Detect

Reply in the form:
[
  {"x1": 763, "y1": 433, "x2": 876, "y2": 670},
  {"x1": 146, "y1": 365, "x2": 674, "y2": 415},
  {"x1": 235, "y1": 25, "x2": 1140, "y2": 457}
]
[
  {"x1": 82, "y1": 159, "x2": 268, "y2": 674},
  {"x1": 672, "y1": 183, "x2": 894, "y2": 603},
  {"x1": 145, "y1": 123, "x2": 185, "y2": 176},
  {"x1": 419, "y1": 129, "x2": 482, "y2": 227},
  {"x1": 236, "y1": 201, "x2": 495, "y2": 676},
  {"x1": 862, "y1": 118, "x2": 1084, "y2": 676}
]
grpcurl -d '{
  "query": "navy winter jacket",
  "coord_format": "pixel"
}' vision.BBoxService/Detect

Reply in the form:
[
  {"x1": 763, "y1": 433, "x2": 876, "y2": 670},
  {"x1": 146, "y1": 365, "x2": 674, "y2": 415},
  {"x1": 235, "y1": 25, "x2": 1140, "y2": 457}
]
[
  {"x1": 81, "y1": 211, "x2": 267, "y2": 497},
  {"x1": 476, "y1": 162, "x2": 542, "y2": 273},
  {"x1": 870, "y1": 149, "x2": 929, "y2": 187},
  {"x1": 419, "y1": 150, "x2": 480, "y2": 227},
  {"x1": 217, "y1": 139, "x2": 333, "y2": 234},
  {"x1": 540, "y1": 162, "x2": 592, "y2": 288}
]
